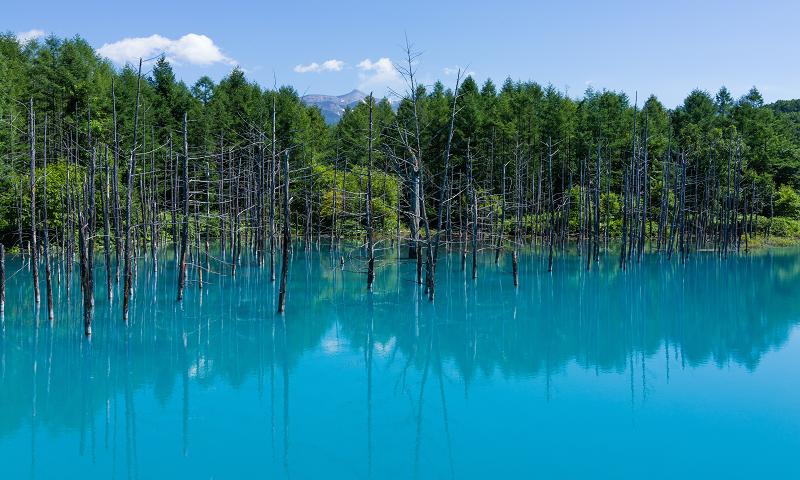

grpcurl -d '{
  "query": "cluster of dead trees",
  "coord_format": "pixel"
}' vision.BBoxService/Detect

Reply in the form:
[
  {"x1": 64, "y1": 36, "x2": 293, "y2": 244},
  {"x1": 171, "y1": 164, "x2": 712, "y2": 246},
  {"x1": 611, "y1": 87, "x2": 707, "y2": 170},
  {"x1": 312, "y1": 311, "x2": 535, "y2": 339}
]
[{"x1": 0, "y1": 51, "x2": 778, "y2": 337}]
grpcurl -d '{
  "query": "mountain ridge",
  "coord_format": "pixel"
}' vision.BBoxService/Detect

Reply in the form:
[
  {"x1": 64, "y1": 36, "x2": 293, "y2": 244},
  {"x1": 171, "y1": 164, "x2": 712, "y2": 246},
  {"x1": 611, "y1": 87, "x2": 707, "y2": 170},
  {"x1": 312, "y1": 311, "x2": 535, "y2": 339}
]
[{"x1": 301, "y1": 89, "x2": 367, "y2": 124}]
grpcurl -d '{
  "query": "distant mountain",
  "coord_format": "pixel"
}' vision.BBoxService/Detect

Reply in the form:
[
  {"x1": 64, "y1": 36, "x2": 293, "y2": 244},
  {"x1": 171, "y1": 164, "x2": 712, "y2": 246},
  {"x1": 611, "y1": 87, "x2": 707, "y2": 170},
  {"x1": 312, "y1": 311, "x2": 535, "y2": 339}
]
[{"x1": 301, "y1": 89, "x2": 367, "y2": 124}]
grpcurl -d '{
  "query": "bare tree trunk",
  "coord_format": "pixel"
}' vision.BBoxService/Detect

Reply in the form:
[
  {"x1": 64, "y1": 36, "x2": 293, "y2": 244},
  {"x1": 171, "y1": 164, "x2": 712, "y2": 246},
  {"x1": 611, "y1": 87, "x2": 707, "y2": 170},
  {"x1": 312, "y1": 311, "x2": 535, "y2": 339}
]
[
  {"x1": 78, "y1": 143, "x2": 97, "y2": 337},
  {"x1": 111, "y1": 79, "x2": 122, "y2": 280},
  {"x1": 170, "y1": 136, "x2": 178, "y2": 259},
  {"x1": 232, "y1": 152, "x2": 241, "y2": 276},
  {"x1": 177, "y1": 113, "x2": 190, "y2": 301},
  {"x1": 122, "y1": 58, "x2": 143, "y2": 322},
  {"x1": 278, "y1": 152, "x2": 290, "y2": 314},
  {"x1": 29, "y1": 98, "x2": 40, "y2": 305},
  {"x1": 217, "y1": 135, "x2": 225, "y2": 259},
  {"x1": 547, "y1": 138, "x2": 555, "y2": 273},
  {"x1": 430, "y1": 71, "x2": 461, "y2": 298},
  {"x1": 65, "y1": 132, "x2": 73, "y2": 295},
  {"x1": 0, "y1": 244, "x2": 5, "y2": 319},
  {"x1": 734, "y1": 139, "x2": 742, "y2": 254},
  {"x1": 42, "y1": 117, "x2": 54, "y2": 321},
  {"x1": 332, "y1": 147, "x2": 339, "y2": 246},
  {"x1": 78, "y1": 209, "x2": 92, "y2": 336},
  {"x1": 620, "y1": 167, "x2": 628, "y2": 270},
  {"x1": 468, "y1": 142, "x2": 478, "y2": 279},
  {"x1": 410, "y1": 169, "x2": 420, "y2": 262},
  {"x1": 638, "y1": 114, "x2": 649, "y2": 262},
  {"x1": 149, "y1": 128, "x2": 158, "y2": 272},
  {"x1": 270, "y1": 98, "x2": 277, "y2": 282},
  {"x1": 87, "y1": 111, "x2": 97, "y2": 304},
  {"x1": 678, "y1": 151, "x2": 688, "y2": 263},
  {"x1": 658, "y1": 137, "x2": 671, "y2": 252},
  {"x1": 366, "y1": 94, "x2": 375, "y2": 291},
  {"x1": 496, "y1": 162, "x2": 506, "y2": 265},
  {"x1": 594, "y1": 144, "x2": 601, "y2": 261},
  {"x1": 102, "y1": 146, "x2": 113, "y2": 301},
  {"x1": 195, "y1": 191, "x2": 203, "y2": 289}
]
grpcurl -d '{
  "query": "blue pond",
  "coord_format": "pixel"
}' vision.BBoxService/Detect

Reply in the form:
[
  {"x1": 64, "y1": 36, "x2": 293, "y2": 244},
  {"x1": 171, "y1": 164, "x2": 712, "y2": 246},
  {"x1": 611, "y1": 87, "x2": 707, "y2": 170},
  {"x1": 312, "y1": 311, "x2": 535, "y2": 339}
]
[{"x1": 1, "y1": 245, "x2": 799, "y2": 478}]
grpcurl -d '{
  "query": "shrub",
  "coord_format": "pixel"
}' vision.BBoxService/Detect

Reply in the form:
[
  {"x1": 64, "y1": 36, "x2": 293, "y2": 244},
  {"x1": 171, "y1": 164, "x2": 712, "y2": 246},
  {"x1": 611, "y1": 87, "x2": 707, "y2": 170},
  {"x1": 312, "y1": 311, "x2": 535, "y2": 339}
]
[{"x1": 774, "y1": 185, "x2": 800, "y2": 219}]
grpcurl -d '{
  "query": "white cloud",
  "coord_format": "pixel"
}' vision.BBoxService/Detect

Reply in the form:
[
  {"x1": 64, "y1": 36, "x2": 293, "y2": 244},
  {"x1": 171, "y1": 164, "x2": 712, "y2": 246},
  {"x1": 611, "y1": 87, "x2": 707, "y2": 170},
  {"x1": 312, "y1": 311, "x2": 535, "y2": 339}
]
[
  {"x1": 357, "y1": 57, "x2": 404, "y2": 94},
  {"x1": 16, "y1": 29, "x2": 45, "y2": 43},
  {"x1": 98, "y1": 33, "x2": 235, "y2": 66},
  {"x1": 294, "y1": 63, "x2": 319, "y2": 73},
  {"x1": 293, "y1": 59, "x2": 345, "y2": 73}
]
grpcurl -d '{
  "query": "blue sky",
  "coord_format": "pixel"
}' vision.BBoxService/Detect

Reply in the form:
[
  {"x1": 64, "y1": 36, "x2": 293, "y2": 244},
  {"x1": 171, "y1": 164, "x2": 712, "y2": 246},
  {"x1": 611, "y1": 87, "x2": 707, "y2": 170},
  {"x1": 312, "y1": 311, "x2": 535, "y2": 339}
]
[{"x1": 6, "y1": 0, "x2": 800, "y2": 106}]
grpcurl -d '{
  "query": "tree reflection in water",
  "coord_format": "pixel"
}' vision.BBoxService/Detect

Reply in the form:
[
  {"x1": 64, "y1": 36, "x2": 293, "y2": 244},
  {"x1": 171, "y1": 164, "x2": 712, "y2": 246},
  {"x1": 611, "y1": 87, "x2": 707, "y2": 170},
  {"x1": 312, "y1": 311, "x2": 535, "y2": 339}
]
[{"x1": 1, "y1": 245, "x2": 799, "y2": 478}]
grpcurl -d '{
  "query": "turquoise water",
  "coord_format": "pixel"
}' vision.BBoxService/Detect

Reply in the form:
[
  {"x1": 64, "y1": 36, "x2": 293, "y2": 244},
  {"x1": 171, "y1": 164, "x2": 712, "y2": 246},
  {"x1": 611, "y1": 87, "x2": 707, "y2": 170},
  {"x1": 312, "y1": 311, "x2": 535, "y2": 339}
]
[{"x1": 1, "y1": 245, "x2": 799, "y2": 479}]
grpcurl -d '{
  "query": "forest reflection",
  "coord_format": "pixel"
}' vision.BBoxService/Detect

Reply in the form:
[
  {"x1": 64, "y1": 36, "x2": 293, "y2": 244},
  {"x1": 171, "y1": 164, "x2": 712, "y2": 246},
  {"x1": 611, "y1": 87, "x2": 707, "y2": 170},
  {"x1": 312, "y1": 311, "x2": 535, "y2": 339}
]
[{"x1": 1, "y1": 245, "x2": 799, "y2": 447}]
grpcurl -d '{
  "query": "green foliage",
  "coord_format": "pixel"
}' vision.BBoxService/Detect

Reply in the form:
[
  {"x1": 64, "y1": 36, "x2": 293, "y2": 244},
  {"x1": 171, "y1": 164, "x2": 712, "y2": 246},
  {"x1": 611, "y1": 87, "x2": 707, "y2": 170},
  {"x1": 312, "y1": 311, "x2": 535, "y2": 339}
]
[
  {"x1": 760, "y1": 216, "x2": 800, "y2": 238},
  {"x1": 4, "y1": 33, "x2": 800, "y2": 249},
  {"x1": 774, "y1": 185, "x2": 800, "y2": 219},
  {"x1": 315, "y1": 163, "x2": 399, "y2": 236}
]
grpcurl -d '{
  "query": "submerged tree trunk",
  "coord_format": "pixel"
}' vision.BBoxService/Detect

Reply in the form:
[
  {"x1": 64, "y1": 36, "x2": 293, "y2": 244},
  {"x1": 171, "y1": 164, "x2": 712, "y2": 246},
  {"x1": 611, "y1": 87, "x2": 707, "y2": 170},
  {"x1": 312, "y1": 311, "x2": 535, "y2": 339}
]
[
  {"x1": 366, "y1": 94, "x2": 375, "y2": 291},
  {"x1": 410, "y1": 168, "x2": 421, "y2": 263},
  {"x1": 620, "y1": 167, "x2": 628, "y2": 270},
  {"x1": 495, "y1": 162, "x2": 506, "y2": 265},
  {"x1": 594, "y1": 145, "x2": 601, "y2": 262},
  {"x1": 0, "y1": 244, "x2": 4, "y2": 319},
  {"x1": 78, "y1": 144, "x2": 97, "y2": 337},
  {"x1": 102, "y1": 146, "x2": 113, "y2": 302},
  {"x1": 512, "y1": 250, "x2": 519, "y2": 286},
  {"x1": 78, "y1": 209, "x2": 92, "y2": 336},
  {"x1": 270, "y1": 98, "x2": 277, "y2": 282},
  {"x1": 122, "y1": 58, "x2": 143, "y2": 322},
  {"x1": 278, "y1": 152, "x2": 290, "y2": 314},
  {"x1": 177, "y1": 113, "x2": 190, "y2": 301},
  {"x1": 42, "y1": 118, "x2": 54, "y2": 321},
  {"x1": 468, "y1": 143, "x2": 478, "y2": 280},
  {"x1": 638, "y1": 115, "x2": 649, "y2": 262},
  {"x1": 29, "y1": 98, "x2": 40, "y2": 305},
  {"x1": 547, "y1": 138, "x2": 555, "y2": 273},
  {"x1": 430, "y1": 70, "x2": 461, "y2": 300},
  {"x1": 112, "y1": 79, "x2": 122, "y2": 280}
]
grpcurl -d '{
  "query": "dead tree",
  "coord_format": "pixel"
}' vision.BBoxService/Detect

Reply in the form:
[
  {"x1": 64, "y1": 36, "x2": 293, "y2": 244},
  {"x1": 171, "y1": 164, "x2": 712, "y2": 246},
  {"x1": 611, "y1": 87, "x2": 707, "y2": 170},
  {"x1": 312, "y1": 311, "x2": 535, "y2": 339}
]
[
  {"x1": 278, "y1": 151, "x2": 290, "y2": 314},
  {"x1": 678, "y1": 151, "x2": 688, "y2": 263},
  {"x1": 637, "y1": 113, "x2": 649, "y2": 262},
  {"x1": 87, "y1": 110, "x2": 97, "y2": 300},
  {"x1": 42, "y1": 117, "x2": 54, "y2": 321},
  {"x1": 270, "y1": 96, "x2": 277, "y2": 282},
  {"x1": 112, "y1": 79, "x2": 122, "y2": 277},
  {"x1": 122, "y1": 58, "x2": 142, "y2": 322},
  {"x1": 101, "y1": 145, "x2": 113, "y2": 301},
  {"x1": 78, "y1": 143, "x2": 97, "y2": 337},
  {"x1": 495, "y1": 162, "x2": 507, "y2": 264},
  {"x1": 512, "y1": 147, "x2": 521, "y2": 286},
  {"x1": 594, "y1": 144, "x2": 601, "y2": 262},
  {"x1": 468, "y1": 141, "x2": 478, "y2": 279},
  {"x1": 366, "y1": 94, "x2": 376, "y2": 290},
  {"x1": 397, "y1": 42, "x2": 423, "y2": 263},
  {"x1": 177, "y1": 112, "x2": 190, "y2": 301},
  {"x1": 0, "y1": 243, "x2": 4, "y2": 318},
  {"x1": 29, "y1": 98, "x2": 40, "y2": 305},
  {"x1": 658, "y1": 136, "x2": 671, "y2": 252},
  {"x1": 77, "y1": 207, "x2": 92, "y2": 336},
  {"x1": 430, "y1": 69, "x2": 462, "y2": 300},
  {"x1": 396, "y1": 39, "x2": 434, "y2": 292},
  {"x1": 620, "y1": 167, "x2": 629, "y2": 270},
  {"x1": 547, "y1": 137, "x2": 555, "y2": 273}
]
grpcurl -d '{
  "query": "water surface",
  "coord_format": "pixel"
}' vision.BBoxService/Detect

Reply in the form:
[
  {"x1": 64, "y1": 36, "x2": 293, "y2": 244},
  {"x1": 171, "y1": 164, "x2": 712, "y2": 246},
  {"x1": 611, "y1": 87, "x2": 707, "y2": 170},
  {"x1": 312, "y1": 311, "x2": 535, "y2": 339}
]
[{"x1": 1, "y1": 246, "x2": 799, "y2": 478}]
